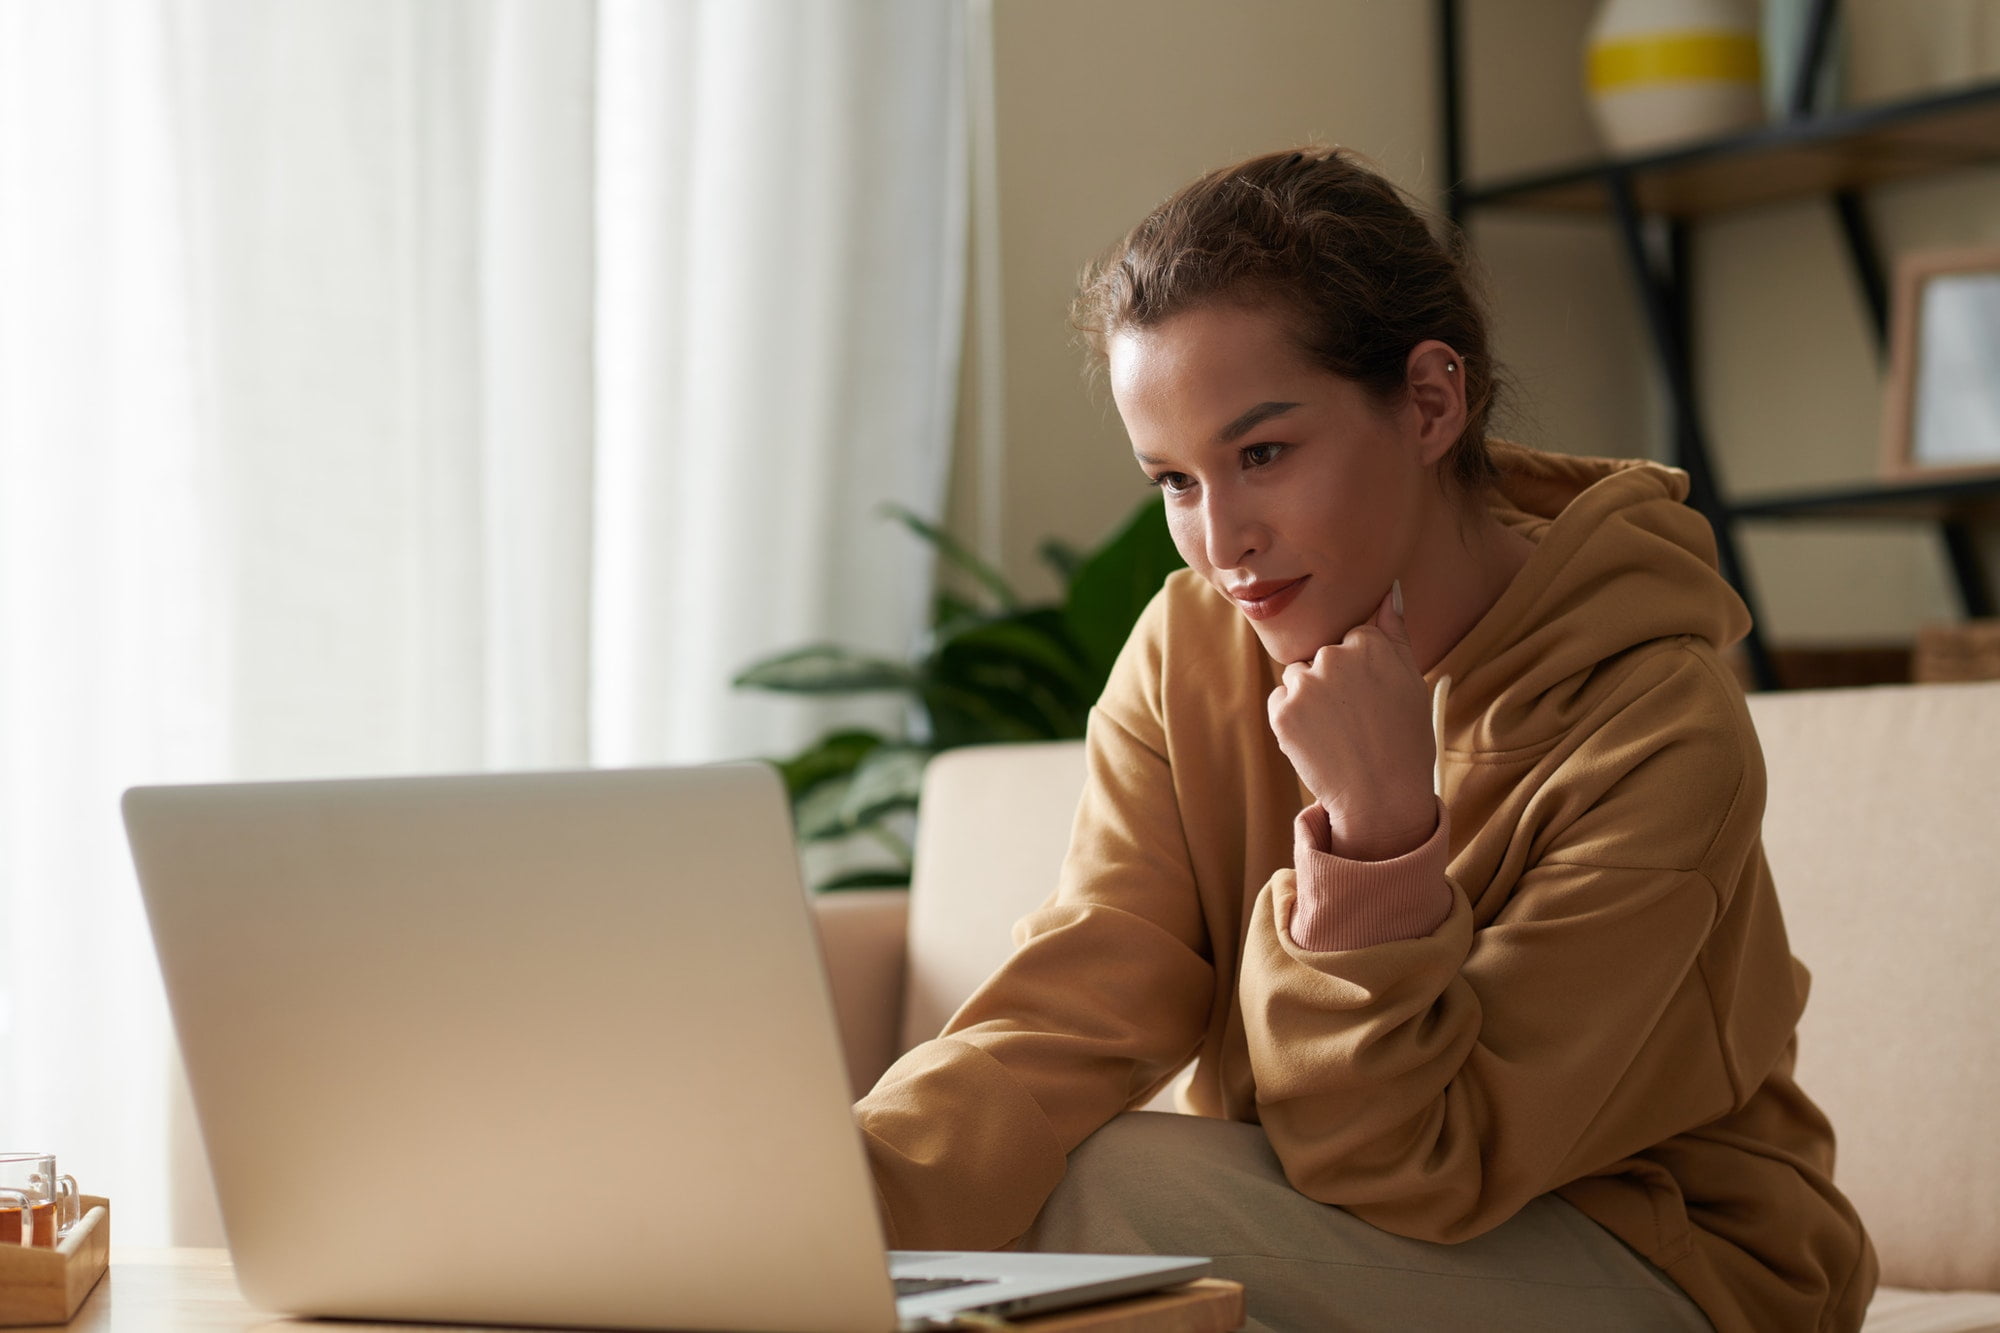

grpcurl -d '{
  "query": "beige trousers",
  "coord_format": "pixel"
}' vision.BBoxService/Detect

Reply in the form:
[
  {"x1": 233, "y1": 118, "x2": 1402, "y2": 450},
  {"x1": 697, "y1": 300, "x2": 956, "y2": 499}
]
[{"x1": 1016, "y1": 1112, "x2": 1715, "y2": 1333}]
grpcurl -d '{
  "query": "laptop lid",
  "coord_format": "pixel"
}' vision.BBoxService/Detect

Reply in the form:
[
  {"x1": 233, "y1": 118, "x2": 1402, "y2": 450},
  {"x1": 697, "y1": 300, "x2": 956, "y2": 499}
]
[{"x1": 126, "y1": 763, "x2": 900, "y2": 1333}]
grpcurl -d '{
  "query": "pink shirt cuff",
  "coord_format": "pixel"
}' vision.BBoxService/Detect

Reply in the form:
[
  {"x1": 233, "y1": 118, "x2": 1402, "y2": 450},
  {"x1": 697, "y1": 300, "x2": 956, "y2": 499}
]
[{"x1": 1288, "y1": 797, "x2": 1453, "y2": 952}]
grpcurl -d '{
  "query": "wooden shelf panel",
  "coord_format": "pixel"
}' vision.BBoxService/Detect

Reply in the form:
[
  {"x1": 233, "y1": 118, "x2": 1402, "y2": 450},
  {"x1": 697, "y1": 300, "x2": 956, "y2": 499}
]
[
  {"x1": 1464, "y1": 80, "x2": 2000, "y2": 217},
  {"x1": 1729, "y1": 474, "x2": 2000, "y2": 523}
]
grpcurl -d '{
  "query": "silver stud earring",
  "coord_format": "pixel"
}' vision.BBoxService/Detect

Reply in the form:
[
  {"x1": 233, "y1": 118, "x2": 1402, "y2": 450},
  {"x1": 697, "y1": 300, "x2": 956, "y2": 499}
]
[{"x1": 1446, "y1": 361, "x2": 1458, "y2": 372}]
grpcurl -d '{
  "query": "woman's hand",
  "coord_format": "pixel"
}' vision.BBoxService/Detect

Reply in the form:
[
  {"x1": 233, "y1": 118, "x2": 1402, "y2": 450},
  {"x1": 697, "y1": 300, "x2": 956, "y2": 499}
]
[{"x1": 1266, "y1": 581, "x2": 1438, "y2": 860}]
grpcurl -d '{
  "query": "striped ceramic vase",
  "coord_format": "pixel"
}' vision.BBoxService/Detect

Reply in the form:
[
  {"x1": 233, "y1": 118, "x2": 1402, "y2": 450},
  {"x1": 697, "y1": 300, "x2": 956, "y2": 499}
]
[{"x1": 1586, "y1": 0, "x2": 1764, "y2": 155}]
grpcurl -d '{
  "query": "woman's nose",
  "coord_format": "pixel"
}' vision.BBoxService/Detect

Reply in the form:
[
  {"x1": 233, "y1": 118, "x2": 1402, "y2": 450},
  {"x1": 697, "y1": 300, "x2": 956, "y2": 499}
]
[{"x1": 1200, "y1": 494, "x2": 1264, "y2": 572}]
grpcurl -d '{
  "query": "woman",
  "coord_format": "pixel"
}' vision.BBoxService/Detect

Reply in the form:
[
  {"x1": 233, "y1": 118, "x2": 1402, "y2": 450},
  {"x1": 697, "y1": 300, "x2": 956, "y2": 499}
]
[{"x1": 855, "y1": 147, "x2": 1876, "y2": 1332}]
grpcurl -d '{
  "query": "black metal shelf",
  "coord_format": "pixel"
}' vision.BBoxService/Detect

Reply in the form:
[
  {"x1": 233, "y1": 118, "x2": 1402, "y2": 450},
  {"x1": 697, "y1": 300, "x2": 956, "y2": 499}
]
[
  {"x1": 1437, "y1": 0, "x2": 2000, "y2": 688},
  {"x1": 1463, "y1": 78, "x2": 2000, "y2": 217},
  {"x1": 1731, "y1": 474, "x2": 2000, "y2": 523}
]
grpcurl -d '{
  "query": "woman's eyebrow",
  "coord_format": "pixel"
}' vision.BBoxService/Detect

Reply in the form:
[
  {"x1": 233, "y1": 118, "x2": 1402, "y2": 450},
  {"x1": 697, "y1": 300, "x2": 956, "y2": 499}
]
[
  {"x1": 1214, "y1": 400, "x2": 1300, "y2": 445},
  {"x1": 1134, "y1": 400, "x2": 1303, "y2": 466}
]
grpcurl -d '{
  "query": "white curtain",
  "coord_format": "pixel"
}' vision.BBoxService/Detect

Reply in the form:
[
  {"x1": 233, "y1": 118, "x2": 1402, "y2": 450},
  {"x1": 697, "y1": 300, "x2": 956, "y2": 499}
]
[{"x1": 0, "y1": 0, "x2": 964, "y2": 1245}]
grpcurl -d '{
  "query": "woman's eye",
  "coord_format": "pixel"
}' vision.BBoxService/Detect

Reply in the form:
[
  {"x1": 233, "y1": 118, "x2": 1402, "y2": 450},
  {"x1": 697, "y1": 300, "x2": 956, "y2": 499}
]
[
  {"x1": 1243, "y1": 442, "x2": 1283, "y2": 468},
  {"x1": 1148, "y1": 472, "x2": 1193, "y2": 495}
]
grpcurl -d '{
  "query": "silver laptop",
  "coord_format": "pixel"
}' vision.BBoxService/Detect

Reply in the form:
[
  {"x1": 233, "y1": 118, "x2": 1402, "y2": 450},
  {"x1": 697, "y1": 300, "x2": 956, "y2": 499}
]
[{"x1": 124, "y1": 763, "x2": 1207, "y2": 1332}]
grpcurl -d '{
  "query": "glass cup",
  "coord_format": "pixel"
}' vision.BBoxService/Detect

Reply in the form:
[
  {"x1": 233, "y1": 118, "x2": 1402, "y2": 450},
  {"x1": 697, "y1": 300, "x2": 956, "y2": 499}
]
[{"x1": 0, "y1": 1154, "x2": 79, "y2": 1248}]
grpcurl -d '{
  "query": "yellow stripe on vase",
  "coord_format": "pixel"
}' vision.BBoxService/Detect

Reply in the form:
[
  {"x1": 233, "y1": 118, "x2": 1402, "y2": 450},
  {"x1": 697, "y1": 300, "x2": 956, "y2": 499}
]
[{"x1": 1588, "y1": 30, "x2": 1761, "y2": 93}]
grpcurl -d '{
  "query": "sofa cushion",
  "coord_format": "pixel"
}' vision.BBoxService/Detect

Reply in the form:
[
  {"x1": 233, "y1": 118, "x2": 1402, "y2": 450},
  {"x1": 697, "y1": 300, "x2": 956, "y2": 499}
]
[
  {"x1": 901, "y1": 741, "x2": 1089, "y2": 1053},
  {"x1": 1747, "y1": 681, "x2": 2000, "y2": 1294},
  {"x1": 1862, "y1": 1286, "x2": 2000, "y2": 1332},
  {"x1": 812, "y1": 888, "x2": 910, "y2": 1098}
]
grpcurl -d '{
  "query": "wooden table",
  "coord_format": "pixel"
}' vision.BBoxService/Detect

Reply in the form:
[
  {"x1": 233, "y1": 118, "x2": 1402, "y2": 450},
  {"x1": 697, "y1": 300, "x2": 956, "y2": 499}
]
[{"x1": 18, "y1": 1249, "x2": 1244, "y2": 1332}]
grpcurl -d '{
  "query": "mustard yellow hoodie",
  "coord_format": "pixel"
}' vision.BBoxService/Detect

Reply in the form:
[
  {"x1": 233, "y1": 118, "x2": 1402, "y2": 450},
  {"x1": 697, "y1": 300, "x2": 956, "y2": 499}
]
[{"x1": 857, "y1": 443, "x2": 1878, "y2": 1332}]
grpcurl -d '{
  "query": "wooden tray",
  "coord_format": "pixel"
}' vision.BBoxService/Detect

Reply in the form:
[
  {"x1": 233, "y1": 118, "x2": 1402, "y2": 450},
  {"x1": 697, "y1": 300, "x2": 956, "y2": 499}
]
[
  {"x1": 1009, "y1": 1279, "x2": 1244, "y2": 1332},
  {"x1": 0, "y1": 1196, "x2": 109, "y2": 1327}
]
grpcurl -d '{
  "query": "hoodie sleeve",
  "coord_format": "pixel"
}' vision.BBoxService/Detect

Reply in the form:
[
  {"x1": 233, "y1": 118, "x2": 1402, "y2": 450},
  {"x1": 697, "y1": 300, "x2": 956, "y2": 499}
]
[
  {"x1": 1290, "y1": 796, "x2": 1455, "y2": 950},
  {"x1": 1239, "y1": 645, "x2": 1796, "y2": 1245},
  {"x1": 854, "y1": 592, "x2": 1216, "y2": 1251}
]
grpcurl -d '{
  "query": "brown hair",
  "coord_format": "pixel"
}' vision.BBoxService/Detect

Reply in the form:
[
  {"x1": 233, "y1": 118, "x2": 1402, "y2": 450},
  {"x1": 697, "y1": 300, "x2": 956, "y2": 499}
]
[{"x1": 1072, "y1": 146, "x2": 1502, "y2": 497}]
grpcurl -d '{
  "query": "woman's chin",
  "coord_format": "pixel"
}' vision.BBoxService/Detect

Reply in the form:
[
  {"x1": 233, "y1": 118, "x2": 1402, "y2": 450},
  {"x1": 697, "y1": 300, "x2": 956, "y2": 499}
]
[
  {"x1": 1249, "y1": 623, "x2": 1313, "y2": 666},
  {"x1": 1247, "y1": 606, "x2": 1358, "y2": 666}
]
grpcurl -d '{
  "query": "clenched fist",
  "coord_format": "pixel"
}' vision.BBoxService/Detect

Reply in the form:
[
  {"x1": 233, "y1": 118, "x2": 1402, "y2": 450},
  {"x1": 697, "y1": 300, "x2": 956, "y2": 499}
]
[{"x1": 1267, "y1": 580, "x2": 1439, "y2": 861}]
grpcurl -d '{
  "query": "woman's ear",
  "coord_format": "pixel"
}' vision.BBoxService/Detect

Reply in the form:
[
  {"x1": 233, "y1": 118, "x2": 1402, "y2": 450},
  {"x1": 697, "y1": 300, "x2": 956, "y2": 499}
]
[{"x1": 1404, "y1": 339, "x2": 1466, "y2": 467}]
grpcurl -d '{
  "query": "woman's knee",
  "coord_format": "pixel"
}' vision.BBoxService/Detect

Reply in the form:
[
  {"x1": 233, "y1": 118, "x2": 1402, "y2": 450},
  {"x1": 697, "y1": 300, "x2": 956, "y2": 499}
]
[{"x1": 1022, "y1": 1111, "x2": 1285, "y2": 1256}]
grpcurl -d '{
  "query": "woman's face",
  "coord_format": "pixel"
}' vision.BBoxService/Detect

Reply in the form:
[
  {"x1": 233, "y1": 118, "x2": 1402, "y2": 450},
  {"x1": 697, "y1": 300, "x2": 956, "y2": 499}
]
[{"x1": 1108, "y1": 303, "x2": 1443, "y2": 666}]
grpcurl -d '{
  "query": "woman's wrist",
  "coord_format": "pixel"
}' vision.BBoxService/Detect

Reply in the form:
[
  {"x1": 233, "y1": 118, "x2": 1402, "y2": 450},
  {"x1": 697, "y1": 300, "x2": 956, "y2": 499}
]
[
  {"x1": 1290, "y1": 797, "x2": 1453, "y2": 951},
  {"x1": 1320, "y1": 799, "x2": 1439, "y2": 862}
]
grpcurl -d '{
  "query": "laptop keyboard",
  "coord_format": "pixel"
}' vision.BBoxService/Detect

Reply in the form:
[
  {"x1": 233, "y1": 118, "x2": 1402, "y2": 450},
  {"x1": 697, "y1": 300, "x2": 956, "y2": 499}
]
[{"x1": 894, "y1": 1276, "x2": 996, "y2": 1298}]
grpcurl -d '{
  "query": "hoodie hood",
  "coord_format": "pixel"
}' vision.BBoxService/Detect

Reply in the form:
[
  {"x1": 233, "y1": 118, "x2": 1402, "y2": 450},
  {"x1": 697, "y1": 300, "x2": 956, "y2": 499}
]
[{"x1": 1426, "y1": 442, "x2": 1751, "y2": 752}]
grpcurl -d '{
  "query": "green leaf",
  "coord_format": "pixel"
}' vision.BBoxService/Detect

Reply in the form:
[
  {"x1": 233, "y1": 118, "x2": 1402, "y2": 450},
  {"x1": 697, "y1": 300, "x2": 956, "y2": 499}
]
[
  {"x1": 924, "y1": 609, "x2": 1094, "y2": 739},
  {"x1": 930, "y1": 588, "x2": 986, "y2": 641},
  {"x1": 1039, "y1": 538, "x2": 1084, "y2": 583},
  {"x1": 816, "y1": 868, "x2": 912, "y2": 892},
  {"x1": 940, "y1": 613, "x2": 1094, "y2": 696},
  {"x1": 732, "y1": 644, "x2": 918, "y2": 695},
  {"x1": 919, "y1": 678, "x2": 1059, "y2": 748},
  {"x1": 881, "y1": 503, "x2": 1019, "y2": 612},
  {"x1": 738, "y1": 492, "x2": 1178, "y2": 838},
  {"x1": 794, "y1": 773, "x2": 857, "y2": 841},
  {"x1": 839, "y1": 744, "x2": 931, "y2": 827},
  {"x1": 775, "y1": 729, "x2": 884, "y2": 799},
  {"x1": 1063, "y1": 495, "x2": 1185, "y2": 686}
]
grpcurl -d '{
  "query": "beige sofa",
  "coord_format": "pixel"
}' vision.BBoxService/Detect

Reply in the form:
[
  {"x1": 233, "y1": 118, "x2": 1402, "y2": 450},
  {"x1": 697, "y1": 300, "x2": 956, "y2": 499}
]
[{"x1": 814, "y1": 680, "x2": 2000, "y2": 1332}]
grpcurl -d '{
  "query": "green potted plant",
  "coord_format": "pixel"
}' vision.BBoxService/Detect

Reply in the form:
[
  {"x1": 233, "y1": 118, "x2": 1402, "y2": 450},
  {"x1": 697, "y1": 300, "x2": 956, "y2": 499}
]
[{"x1": 733, "y1": 497, "x2": 1184, "y2": 890}]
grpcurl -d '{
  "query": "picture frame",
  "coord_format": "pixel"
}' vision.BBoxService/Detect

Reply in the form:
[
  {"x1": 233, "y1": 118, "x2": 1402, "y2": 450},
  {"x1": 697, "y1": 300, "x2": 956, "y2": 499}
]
[{"x1": 1881, "y1": 245, "x2": 2000, "y2": 480}]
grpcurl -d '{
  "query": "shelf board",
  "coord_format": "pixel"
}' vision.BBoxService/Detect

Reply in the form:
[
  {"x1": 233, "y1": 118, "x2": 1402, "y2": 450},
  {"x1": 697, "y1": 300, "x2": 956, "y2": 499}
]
[
  {"x1": 1463, "y1": 79, "x2": 2000, "y2": 217},
  {"x1": 1729, "y1": 474, "x2": 2000, "y2": 523}
]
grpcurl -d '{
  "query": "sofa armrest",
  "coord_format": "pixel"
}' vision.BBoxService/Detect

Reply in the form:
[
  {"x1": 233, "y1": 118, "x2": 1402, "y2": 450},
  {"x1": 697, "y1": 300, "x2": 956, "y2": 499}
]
[{"x1": 811, "y1": 888, "x2": 910, "y2": 1098}]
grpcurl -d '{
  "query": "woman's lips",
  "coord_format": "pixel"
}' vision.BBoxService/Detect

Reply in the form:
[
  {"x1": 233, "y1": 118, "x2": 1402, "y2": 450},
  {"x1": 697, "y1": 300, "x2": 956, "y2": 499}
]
[{"x1": 1232, "y1": 576, "x2": 1308, "y2": 621}]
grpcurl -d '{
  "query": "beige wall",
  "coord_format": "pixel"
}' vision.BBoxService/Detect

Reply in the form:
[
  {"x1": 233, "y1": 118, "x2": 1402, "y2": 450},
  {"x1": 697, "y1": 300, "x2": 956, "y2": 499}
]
[
  {"x1": 951, "y1": 0, "x2": 1434, "y2": 604},
  {"x1": 955, "y1": 0, "x2": 2000, "y2": 644}
]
